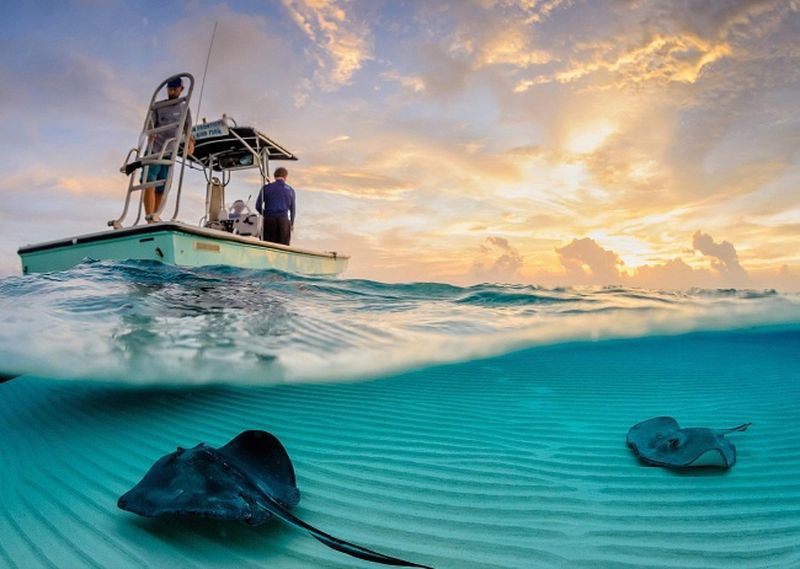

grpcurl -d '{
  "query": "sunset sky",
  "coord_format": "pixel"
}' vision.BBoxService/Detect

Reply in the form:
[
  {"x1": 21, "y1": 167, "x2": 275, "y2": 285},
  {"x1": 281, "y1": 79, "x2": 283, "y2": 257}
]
[{"x1": 2, "y1": 0, "x2": 799, "y2": 289}]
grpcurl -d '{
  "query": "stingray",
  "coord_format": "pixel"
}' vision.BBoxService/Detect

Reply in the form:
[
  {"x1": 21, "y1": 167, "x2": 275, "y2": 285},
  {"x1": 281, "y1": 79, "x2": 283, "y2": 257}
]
[
  {"x1": 627, "y1": 416, "x2": 751, "y2": 469},
  {"x1": 118, "y1": 430, "x2": 432, "y2": 568}
]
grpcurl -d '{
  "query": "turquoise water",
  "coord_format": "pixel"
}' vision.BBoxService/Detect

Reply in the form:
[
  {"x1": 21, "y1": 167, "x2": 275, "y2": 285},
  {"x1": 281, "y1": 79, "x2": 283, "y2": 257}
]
[
  {"x1": 1, "y1": 261, "x2": 800, "y2": 568},
  {"x1": 0, "y1": 259, "x2": 798, "y2": 384}
]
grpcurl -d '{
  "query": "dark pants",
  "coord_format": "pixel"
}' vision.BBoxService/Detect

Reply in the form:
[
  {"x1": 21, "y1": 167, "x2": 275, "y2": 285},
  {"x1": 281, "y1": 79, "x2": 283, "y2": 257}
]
[{"x1": 262, "y1": 215, "x2": 292, "y2": 245}]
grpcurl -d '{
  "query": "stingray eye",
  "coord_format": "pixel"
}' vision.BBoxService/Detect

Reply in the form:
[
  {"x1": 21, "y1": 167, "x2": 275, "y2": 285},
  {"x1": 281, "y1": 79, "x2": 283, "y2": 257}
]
[{"x1": 668, "y1": 438, "x2": 680, "y2": 449}]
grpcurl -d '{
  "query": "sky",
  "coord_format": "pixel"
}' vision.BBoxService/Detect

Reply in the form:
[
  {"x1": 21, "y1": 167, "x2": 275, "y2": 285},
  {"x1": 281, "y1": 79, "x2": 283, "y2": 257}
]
[{"x1": 1, "y1": 0, "x2": 799, "y2": 290}]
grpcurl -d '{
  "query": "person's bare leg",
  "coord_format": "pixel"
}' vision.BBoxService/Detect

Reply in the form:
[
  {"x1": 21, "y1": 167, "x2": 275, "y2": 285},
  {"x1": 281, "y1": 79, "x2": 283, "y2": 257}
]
[
  {"x1": 144, "y1": 188, "x2": 155, "y2": 217},
  {"x1": 152, "y1": 191, "x2": 164, "y2": 220}
]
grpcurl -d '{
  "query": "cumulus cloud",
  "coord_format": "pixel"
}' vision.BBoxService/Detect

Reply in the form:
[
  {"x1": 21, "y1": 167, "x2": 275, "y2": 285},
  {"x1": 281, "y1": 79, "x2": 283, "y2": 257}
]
[
  {"x1": 470, "y1": 237, "x2": 524, "y2": 282},
  {"x1": 629, "y1": 257, "x2": 716, "y2": 290},
  {"x1": 691, "y1": 230, "x2": 750, "y2": 284},
  {"x1": 556, "y1": 237, "x2": 623, "y2": 284},
  {"x1": 546, "y1": 232, "x2": 759, "y2": 289},
  {"x1": 281, "y1": 0, "x2": 372, "y2": 90}
]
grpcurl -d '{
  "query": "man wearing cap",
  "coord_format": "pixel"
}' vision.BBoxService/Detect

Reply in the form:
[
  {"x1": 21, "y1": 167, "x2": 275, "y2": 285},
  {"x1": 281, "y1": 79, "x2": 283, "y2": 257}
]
[
  {"x1": 143, "y1": 77, "x2": 195, "y2": 220},
  {"x1": 256, "y1": 167, "x2": 296, "y2": 245}
]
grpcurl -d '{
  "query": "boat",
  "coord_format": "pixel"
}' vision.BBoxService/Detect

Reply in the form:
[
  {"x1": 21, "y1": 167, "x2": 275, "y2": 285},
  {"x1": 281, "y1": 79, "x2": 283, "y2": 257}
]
[{"x1": 17, "y1": 73, "x2": 349, "y2": 277}]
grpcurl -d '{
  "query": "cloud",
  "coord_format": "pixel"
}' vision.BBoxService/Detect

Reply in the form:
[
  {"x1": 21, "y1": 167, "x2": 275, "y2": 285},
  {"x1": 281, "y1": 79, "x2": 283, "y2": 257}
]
[
  {"x1": 0, "y1": 44, "x2": 142, "y2": 129},
  {"x1": 167, "y1": 6, "x2": 307, "y2": 123},
  {"x1": 299, "y1": 165, "x2": 413, "y2": 199},
  {"x1": 516, "y1": 33, "x2": 732, "y2": 92},
  {"x1": 281, "y1": 0, "x2": 372, "y2": 90},
  {"x1": 547, "y1": 232, "x2": 761, "y2": 289},
  {"x1": 628, "y1": 257, "x2": 716, "y2": 290},
  {"x1": 514, "y1": 0, "x2": 794, "y2": 91},
  {"x1": 445, "y1": 2, "x2": 558, "y2": 68},
  {"x1": 764, "y1": 264, "x2": 800, "y2": 292},
  {"x1": 474, "y1": 28, "x2": 553, "y2": 68},
  {"x1": 691, "y1": 230, "x2": 750, "y2": 284},
  {"x1": 555, "y1": 237, "x2": 623, "y2": 284},
  {"x1": 480, "y1": 0, "x2": 570, "y2": 24},
  {"x1": 415, "y1": 44, "x2": 473, "y2": 97},
  {"x1": 470, "y1": 237, "x2": 524, "y2": 282},
  {"x1": 380, "y1": 71, "x2": 426, "y2": 93}
]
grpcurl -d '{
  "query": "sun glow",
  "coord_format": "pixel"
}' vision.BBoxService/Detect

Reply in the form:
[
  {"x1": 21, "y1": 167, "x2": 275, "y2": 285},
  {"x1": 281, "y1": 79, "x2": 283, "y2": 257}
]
[{"x1": 589, "y1": 233, "x2": 654, "y2": 270}]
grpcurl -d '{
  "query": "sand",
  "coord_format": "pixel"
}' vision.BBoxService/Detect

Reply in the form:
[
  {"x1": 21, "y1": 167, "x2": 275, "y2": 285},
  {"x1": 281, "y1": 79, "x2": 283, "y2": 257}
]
[{"x1": 1, "y1": 327, "x2": 798, "y2": 568}]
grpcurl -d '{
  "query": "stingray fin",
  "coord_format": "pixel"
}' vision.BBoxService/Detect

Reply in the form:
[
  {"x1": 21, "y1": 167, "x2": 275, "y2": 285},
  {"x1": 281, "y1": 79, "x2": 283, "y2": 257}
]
[
  {"x1": 260, "y1": 495, "x2": 433, "y2": 568},
  {"x1": 720, "y1": 422, "x2": 752, "y2": 434}
]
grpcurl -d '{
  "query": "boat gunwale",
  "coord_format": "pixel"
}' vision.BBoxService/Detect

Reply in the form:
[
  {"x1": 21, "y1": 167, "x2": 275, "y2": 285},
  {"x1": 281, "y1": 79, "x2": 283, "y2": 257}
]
[{"x1": 17, "y1": 222, "x2": 348, "y2": 261}]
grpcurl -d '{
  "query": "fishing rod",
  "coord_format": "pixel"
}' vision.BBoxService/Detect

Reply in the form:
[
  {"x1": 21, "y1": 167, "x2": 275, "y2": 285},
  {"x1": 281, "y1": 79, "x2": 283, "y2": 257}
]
[
  {"x1": 179, "y1": 22, "x2": 217, "y2": 223},
  {"x1": 195, "y1": 21, "x2": 218, "y2": 121}
]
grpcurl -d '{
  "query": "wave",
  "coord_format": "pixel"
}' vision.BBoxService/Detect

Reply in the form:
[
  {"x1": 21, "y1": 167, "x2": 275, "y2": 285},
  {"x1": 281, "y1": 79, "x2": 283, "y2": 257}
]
[{"x1": 0, "y1": 260, "x2": 799, "y2": 385}]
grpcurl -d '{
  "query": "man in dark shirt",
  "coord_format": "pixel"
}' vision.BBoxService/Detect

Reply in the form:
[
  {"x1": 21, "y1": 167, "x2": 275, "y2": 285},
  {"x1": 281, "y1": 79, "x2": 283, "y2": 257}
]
[{"x1": 256, "y1": 167, "x2": 296, "y2": 245}]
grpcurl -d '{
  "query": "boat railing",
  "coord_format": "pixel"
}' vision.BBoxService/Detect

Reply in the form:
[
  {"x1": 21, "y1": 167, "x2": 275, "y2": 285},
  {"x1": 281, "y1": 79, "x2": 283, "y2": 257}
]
[{"x1": 109, "y1": 73, "x2": 195, "y2": 230}]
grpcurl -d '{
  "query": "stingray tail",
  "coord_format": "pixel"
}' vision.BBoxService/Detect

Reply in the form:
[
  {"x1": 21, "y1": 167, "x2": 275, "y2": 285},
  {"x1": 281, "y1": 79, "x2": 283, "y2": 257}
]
[
  {"x1": 720, "y1": 422, "x2": 752, "y2": 434},
  {"x1": 262, "y1": 496, "x2": 433, "y2": 568}
]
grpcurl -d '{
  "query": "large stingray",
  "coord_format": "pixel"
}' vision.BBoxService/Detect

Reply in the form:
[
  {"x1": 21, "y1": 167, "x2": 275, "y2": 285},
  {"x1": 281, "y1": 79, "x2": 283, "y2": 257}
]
[
  {"x1": 118, "y1": 430, "x2": 432, "y2": 568},
  {"x1": 627, "y1": 416, "x2": 751, "y2": 469}
]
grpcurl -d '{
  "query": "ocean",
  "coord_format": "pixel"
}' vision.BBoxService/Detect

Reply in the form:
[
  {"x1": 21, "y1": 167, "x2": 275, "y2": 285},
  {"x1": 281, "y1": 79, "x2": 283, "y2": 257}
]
[{"x1": 1, "y1": 260, "x2": 799, "y2": 568}]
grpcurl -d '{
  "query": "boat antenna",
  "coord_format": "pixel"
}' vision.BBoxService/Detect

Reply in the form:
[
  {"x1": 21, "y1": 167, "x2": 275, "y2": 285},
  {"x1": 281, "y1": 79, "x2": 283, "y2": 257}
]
[{"x1": 195, "y1": 21, "x2": 218, "y2": 120}]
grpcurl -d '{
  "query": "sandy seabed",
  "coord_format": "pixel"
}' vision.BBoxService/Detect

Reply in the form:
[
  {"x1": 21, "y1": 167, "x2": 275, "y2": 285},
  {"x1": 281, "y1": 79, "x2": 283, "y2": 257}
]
[{"x1": 1, "y1": 328, "x2": 798, "y2": 568}]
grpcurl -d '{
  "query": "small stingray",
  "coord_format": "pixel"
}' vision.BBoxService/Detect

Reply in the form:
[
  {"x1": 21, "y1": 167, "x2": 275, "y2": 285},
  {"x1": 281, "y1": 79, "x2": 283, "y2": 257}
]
[
  {"x1": 627, "y1": 416, "x2": 751, "y2": 469},
  {"x1": 118, "y1": 430, "x2": 432, "y2": 568}
]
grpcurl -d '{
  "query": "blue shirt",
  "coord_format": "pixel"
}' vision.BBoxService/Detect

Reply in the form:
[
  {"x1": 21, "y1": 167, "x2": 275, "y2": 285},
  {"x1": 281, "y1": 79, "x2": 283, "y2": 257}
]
[{"x1": 256, "y1": 179, "x2": 296, "y2": 224}]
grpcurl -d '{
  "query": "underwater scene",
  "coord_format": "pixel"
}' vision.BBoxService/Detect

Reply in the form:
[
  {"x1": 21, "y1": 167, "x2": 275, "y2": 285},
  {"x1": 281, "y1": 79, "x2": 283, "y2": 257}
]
[{"x1": 1, "y1": 261, "x2": 799, "y2": 568}]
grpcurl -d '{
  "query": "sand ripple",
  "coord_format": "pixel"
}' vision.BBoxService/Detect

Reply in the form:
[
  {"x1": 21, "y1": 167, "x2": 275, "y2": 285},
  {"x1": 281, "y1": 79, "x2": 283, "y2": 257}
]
[{"x1": 0, "y1": 328, "x2": 799, "y2": 568}]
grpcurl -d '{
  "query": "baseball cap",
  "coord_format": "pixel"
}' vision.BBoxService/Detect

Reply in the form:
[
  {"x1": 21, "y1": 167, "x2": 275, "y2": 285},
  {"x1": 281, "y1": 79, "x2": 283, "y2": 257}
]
[{"x1": 167, "y1": 77, "x2": 183, "y2": 88}]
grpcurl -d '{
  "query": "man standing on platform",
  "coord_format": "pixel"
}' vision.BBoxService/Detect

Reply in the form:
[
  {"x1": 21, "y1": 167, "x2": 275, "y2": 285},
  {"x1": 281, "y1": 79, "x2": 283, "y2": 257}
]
[
  {"x1": 256, "y1": 167, "x2": 296, "y2": 245},
  {"x1": 143, "y1": 76, "x2": 194, "y2": 220}
]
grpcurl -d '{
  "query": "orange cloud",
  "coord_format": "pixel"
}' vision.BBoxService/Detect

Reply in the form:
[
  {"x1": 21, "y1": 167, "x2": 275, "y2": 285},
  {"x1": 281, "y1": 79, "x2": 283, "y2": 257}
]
[
  {"x1": 475, "y1": 29, "x2": 553, "y2": 68},
  {"x1": 516, "y1": 33, "x2": 732, "y2": 92},
  {"x1": 471, "y1": 237, "x2": 524, "y2": 282},
  {"x1": 544, "y1": 232, "x2": 766, "y2": 289},
  {"x1": 556, "y1": 237, "x2": 623, "y2": 283},
  {"x1": 282, "y1": 0, "x2": 372, "y2": 89},
  {"x1": 692, "y1": 230, "x2": 750, "y2": 285}
]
